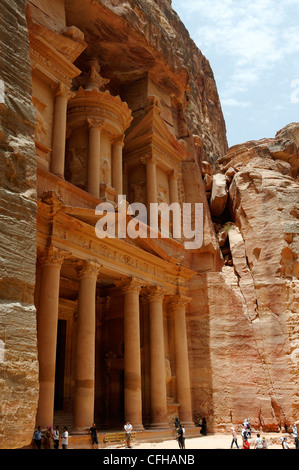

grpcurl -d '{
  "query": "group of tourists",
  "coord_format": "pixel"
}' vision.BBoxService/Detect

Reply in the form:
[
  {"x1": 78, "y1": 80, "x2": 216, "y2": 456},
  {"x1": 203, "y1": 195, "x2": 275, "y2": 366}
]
[
  {"x1": 231, "y1": 420, "x2": 299, "y2": 449},
  {"x1": 33, "y1": 425, "x2": 68, "y2": 449}
]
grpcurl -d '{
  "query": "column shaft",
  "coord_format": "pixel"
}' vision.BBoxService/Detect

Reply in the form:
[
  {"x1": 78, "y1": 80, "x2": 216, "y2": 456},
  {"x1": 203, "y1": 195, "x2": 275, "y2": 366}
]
[
  {"x1": 112, "y1": 138, "x2": 124, "y2": 195},
  {"x1": 87, "y1": 120, "x2": 102, "y2": 198},
  {"x1": 171, "y1": 296, "x2": 194, "y2": 426},
  {"x1": 73, "y1": 261, "x2": 100, "y2": 430},
  {"x1": 50, "y1": 84, "x2": 73, "y2": 177},
  {"x1": 122, "y1": 279, "x2": 143, "y2": 430},
  {"x1": 148, "y1": 287, "x2": 168, "y2": 428},
  {"x1": 169, "y1": 171, "x2": 179, "y2": 204},
  {"x1": 36, "y1": 246, "x2": 64, "y2": 428}
]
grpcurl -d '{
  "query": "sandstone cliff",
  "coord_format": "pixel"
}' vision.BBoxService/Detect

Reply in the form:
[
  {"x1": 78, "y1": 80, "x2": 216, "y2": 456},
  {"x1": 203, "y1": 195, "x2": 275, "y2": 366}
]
[
  {"x1": 192, "y1": 123, "x2": 299, "y2": 431},
  {"x1": 0, "y1": 0, "x2": 39, "y2": 448}
]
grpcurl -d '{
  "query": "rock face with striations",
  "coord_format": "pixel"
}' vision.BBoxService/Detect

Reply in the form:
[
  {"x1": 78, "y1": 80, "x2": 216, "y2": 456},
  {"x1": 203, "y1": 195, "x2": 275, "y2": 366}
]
[
  {"x1": 204, "y1": 123, "x2": 299, "y2": 430},
  {"x1": 0, "y1": 0, "x2": 299, "y2": 447},
  {"x1": 0, "y1": 0, "x2": 39, "y2": 449}
]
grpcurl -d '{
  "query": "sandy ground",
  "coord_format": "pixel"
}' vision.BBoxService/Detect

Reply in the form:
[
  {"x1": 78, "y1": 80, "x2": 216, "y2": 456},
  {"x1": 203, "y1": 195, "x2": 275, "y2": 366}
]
[{"x1": 103, "y1": 433, "x2": 295, "y2": 450}]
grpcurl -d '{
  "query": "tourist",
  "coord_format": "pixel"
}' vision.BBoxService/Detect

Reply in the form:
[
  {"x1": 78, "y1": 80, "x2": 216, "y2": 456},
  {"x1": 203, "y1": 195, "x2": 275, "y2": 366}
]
[
  {"x1": 174, "y1": 417, "x2": 180, "y2": 430},
  {"x1": 242, "y1": 436, "x2": 250, "y2": 449},
  {"x1": 32, "y1": 426, "x2": 42, "y2": 449},
  {"x1": 182, "y1": 425, "x2": 186, "y2": 449},
  {"x1": 292, "y1": 423, "x2": 298, "y2": 448},
  {"x1": 45, "y1": 425, "x2": 54, "y2": 449},
  {"x1": 177, "y1": 424, "x2": 184, "y2": 449},
  {"x1": 262, "y1": 436, "x2": 268, "y2": 449},
  {"x1": 241, "y1": 425, "x2": 249, "y2": 441},
  {"x1": 124, "y1": 420, "x2": 133, "y2": 448},
  {"x1": 53, "y1": 426, "x2": 59, "y2": 449},
  {"x1": 62, "y1": 426, "x2": 68, "y2": 449},
  {"x1": 281, "y1": 437, "x2": 290, "y2": 449},
  {"x1": 230, "y1": 427, "x2": 239, "y2": 449},
  {"x1": 201, "y1": 417, "x2": 207, "y2": 436},
  {"x1": 89, "y1": 422, "x2": 99, "y2": 449},
  {"x1": 254, "y1": 433, "x2": 264, "y2": 449}
]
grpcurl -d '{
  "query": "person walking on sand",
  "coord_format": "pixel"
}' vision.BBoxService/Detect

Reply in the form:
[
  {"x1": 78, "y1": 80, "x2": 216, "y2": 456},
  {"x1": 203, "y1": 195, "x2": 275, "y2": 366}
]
[
  {"x1": 89, "y1": 422, "x2": 99, "y2": 449},
  {"x1": 292, "y1": 423, "x2": 298, "y2": 449},
  {"x1": 124, "y1": 420, "x2": 133, "y2": 448},
  {"x1": 230, "y1": 427, "x2": 239, "y2": 449},
  {"x1": 281, "y1": 437, "x2": 290, "y2": 449},
  {"x1": 262, "y1": 436, "x2": 268, "y2": 449}
]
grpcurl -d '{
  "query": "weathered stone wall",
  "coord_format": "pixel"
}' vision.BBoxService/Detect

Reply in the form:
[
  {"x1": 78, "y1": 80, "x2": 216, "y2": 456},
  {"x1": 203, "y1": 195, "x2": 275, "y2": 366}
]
[
  {"x1": 189, "y1": 124, "x2": 299, "y2": 432},
  {"x1": 0, "y1": 0, "x2": 39, "y2": 449}
]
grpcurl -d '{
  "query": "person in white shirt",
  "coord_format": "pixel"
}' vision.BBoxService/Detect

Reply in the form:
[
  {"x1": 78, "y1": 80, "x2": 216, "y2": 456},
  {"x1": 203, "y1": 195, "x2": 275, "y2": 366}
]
[
  {"x1": 53, "y1": 426, "x2": 59, "y2": 449},
  {"x1": 254, "y1": 434, "x2": 264, "y2": 449},
  {"x1": 62, "y1": 426, "x2": 68, "y2": 449},
  {"x1": 124, "y1": 420, "x2": 133, "y2": 448}
]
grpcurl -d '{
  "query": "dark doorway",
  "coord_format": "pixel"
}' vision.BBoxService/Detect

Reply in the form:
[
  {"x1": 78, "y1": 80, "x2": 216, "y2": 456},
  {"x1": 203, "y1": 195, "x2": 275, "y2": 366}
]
[{"x1": 54, "y1": 319, "x2": 67, "y2": 410}]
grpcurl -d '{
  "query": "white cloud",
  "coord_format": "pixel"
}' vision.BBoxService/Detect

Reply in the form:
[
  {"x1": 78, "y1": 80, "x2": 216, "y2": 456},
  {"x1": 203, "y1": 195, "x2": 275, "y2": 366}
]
[{"x1": 173, "y1": 0, "x2": 299, "y2": 100}]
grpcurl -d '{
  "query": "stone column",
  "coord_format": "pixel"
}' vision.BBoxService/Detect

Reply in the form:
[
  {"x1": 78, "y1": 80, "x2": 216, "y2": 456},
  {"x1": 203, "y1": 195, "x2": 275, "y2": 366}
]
[
  {"x1": 73, "y1": 260, "x2": 100, "y2": 430},
  {"x1": 169, "y1": 170, "x2": 179, "y2": 204},
  {"x1": 36, "y1": 246, "x2": 64, "y2": 428},
  {"x1": 50, "y1": 83, "x2": 74, "y2": 177},
  {"x1": 112, "y1": 137, "x2": 124, "y2": 195},
  {"x1": 141, "y1": 155, "x2": 158, "y2": 215},
  {"x1": 147, "y1": 286, "x2": 168, "y2": 428},
  {"x1": 117, "y1": 277, "x2": 144, "y2": 430},
  {"x1": 87, "y1": 118, "x2": 103, "y2": 198},
  {"x1": 169, "y1": 295, "x2": 194, "y2": 426}
]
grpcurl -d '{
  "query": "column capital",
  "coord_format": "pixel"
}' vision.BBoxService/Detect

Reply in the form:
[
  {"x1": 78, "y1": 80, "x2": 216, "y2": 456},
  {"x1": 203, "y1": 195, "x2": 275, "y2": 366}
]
[
  {"x1": 168, "y1": 294, "x2": 191, "y2": 309},
  {"x1": 87, "y1": 117, "x2": 105, "y2": 129},
  {"x1": 111, "y1": 135, "x2": 125, "y2": 148},
  {"x1": 168, "y1": 169, "x2": 180, "y2": 180},
  {"x1": 146, "y1": 285, "x2": 165, "y2": 302},
  {"x1": 76, "y1": 260, "x2": 101, "y2": 280},
  {"x1": 140, "y1": 154, "x2": 157, "y2": 166},
  {"x1": 115, "y1": 276, "x2": 143, "y2": 294},
  {"x1": 40, "y1": 245, "x2": 66, "y2": 267},
  {"x1": 51, "y1": 82, "x2": 75, "y2": 100}
]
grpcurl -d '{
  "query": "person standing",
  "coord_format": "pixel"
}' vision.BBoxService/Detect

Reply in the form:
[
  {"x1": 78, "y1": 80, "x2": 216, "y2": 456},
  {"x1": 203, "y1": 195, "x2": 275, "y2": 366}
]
[
  {"x1": 124, "y1": 420, "x2": 133, "y2": 449},
  {"x1": 33, "y1": 426, "x2": 42, "y2": 449},
  {"x1": 182, "y1": 425, "x2": 186, "y2": 449},
  {"x1": 230, "y1": 427, "x2": 239, "y2": 449},
  {"x1": 292, "y1": 423, "x2": 298, "y2": 449},
  {"x1": 177, "y1": 424, "x2": 184, "y2": 449},
  {"x1": 281, "y1": 437, "x2": 290, "y2": 449},
  {"x1": 262, "y1": 436, "x2": 268, "y2": 449},
  {"x1": 242, "y1": 436, "x2": 250, "y2": 449},
  {"x1": 45, "y1": 425, "x2": 54, "y2": 449},
  {"x1": 254, "y1": 433, "x2": 264, "y2": 449},
  {"x1": 61, "y1": 426, "x2": 68, "y2": 449},
  {"x1": 53, "y1": 426, "x2": 59, "y2": 449},
  {"x1": 89, "y1": 422, "x2": 99, "y2": 449}
]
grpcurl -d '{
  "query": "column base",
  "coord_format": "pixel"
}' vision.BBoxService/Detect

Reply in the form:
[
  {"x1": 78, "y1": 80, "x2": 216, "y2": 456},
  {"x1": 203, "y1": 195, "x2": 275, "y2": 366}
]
[
  {"x1": 72, "y1": 427, "x2": 90, "y2": 435},
  {"x1": 133, "y1": 424, "x2": 145, "y2": 432},
  {"x1": 180, "y1": 421, "x2": 196, "y2": 428},
  {"x1": 149, "y1": 422, "x2": 170, "y2": 430}
]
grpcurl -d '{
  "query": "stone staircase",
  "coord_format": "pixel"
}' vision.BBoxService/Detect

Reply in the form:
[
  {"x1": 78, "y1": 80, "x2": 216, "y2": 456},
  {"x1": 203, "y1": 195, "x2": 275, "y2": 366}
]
[{"x1": 53, "y1": 411, "x2": 74, "y2": 432}]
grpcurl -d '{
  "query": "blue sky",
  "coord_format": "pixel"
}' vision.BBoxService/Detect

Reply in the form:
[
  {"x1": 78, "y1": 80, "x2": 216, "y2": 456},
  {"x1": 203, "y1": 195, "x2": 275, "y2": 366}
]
[{"x1": 172, "y1": 0, "x2": 299, "y2": 147}]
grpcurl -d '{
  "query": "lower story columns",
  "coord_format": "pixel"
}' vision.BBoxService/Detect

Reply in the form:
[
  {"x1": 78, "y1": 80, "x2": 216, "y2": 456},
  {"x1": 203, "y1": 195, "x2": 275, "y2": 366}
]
[
  {"x1": 73, "y1": 260, "x2": 100, "y2": 431},
  {"x1": 36, "y1": 246, "x2": 64, "y2": 429},
  {"x1": 169, "y1": 295, "x2": 194, "y2": 427},
  {"x1": 118, "y1": 277, "x2": 144, "y2": 431},
  {"x1": 147, "y1": 286, "x2": 169, "y2": 428}
]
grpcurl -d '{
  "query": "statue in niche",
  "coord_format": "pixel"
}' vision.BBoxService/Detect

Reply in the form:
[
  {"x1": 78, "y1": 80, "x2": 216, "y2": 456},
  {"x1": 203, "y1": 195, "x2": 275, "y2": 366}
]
[
  {"x1": 68, "y1": 147, "x2": 87, "y2": 188},
  {"x1": 157, "y1": 186, "x2": 168, "y2": 204},
  {"x1": 101, "y1": 159, "x2": 110, "y2": 184},
  {"x1": 130, "y1": 181, "x2": 146, "y2": 205}
]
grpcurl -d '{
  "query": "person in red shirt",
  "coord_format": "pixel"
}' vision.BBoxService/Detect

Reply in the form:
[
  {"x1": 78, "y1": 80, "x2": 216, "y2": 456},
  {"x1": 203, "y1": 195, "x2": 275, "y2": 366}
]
[{"x1": 242, "y1": 437, "x2": 250, "y2": 449}]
